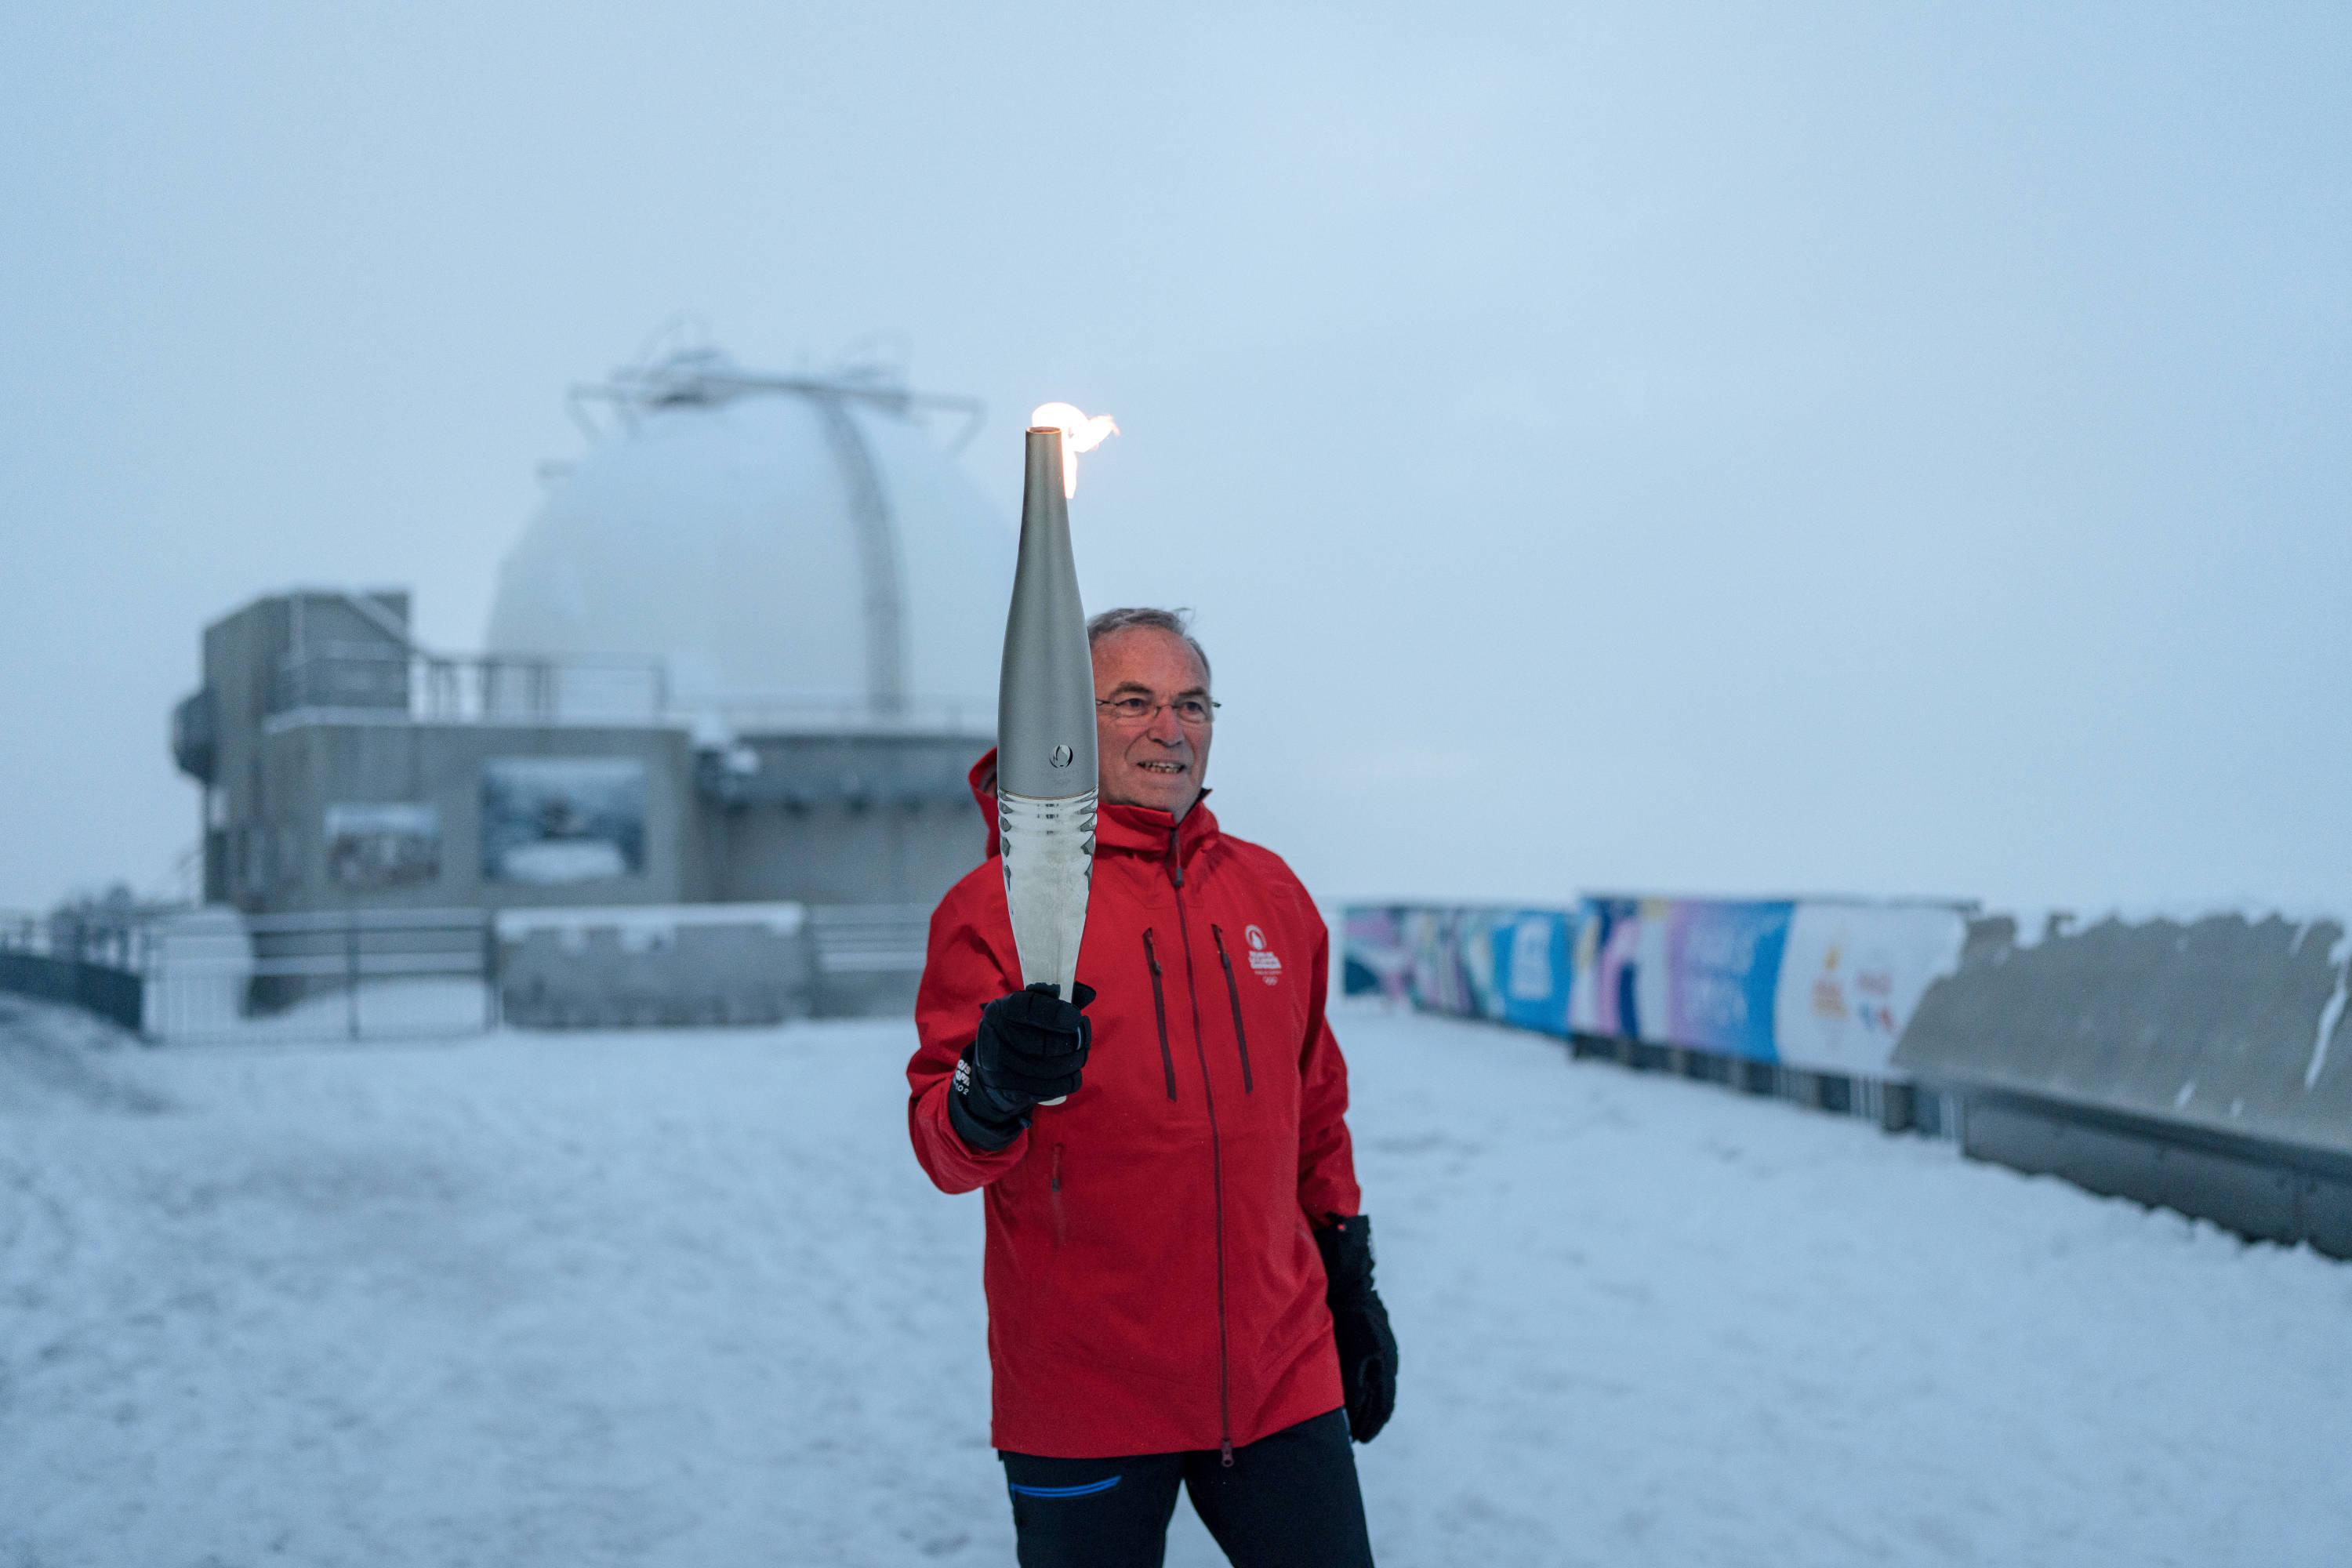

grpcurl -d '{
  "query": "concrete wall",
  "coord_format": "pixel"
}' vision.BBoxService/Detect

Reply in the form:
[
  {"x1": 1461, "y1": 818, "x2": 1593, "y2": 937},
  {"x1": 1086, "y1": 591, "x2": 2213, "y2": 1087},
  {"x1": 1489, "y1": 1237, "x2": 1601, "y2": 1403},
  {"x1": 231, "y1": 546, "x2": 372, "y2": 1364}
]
[
  {"x1": 1955, "y1": 1090, "x2": 2352, "y2": 1258},
  {"x1": 697, "y1": 731, "x2": 989, "y2": 909},
  {"x1": 195, "y1": 587, "x2": 416, "y2": 907},
  {"x1": 492, "y1": 902, "x2": 935, "y2": 1028},
  {"x1": 195, "y1": 590, "x2": 412, "y2": 911},
  {"x1": 1895, "y1": 913, "x2": 2352, "y2": 1160},
  {"x1": 494, "y1": 904, "x2": 813, "y2": 1027},
  {"x1": 251, "y1": 719, "x2": 699, "y2": 914},
  {"x1": 243, "y1": 717, "x2": 987, "y2": 918},
  {"x1": 704, "y1": 798, "x2": 983, "y2": 907}
]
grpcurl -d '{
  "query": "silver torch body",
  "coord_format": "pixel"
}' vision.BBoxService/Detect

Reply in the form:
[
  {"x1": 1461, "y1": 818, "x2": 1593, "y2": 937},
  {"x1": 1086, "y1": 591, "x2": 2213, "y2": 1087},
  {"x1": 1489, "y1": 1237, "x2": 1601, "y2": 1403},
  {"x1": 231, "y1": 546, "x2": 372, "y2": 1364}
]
[{"x1": 997, "y1": 428, "x2": 1098, "y2": 1070}]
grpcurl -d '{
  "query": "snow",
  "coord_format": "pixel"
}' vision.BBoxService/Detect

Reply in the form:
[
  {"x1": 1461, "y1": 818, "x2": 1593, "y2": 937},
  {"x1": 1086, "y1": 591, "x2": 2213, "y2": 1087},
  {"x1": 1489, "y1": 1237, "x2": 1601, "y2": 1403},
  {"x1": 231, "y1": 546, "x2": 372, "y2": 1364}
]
[
  {"x1": 490, "y1": 840, "x2": 632, "y2": 884},
  {"x1": 2310, "y1": 959, "x2": 2349, "y2": 1090},
  {"x1": 148, "y1": 978, "x2": 494, "y2": 1045},
  {"x1": 494, "y1": 902, "x2": 809, "y2": 946},
  {"x1": 2001, "y1": 899, "x2": 2351, "y2": 951},
  {"x1": 5, "y1": 994, "x2": 2348, "y2": 1567}
]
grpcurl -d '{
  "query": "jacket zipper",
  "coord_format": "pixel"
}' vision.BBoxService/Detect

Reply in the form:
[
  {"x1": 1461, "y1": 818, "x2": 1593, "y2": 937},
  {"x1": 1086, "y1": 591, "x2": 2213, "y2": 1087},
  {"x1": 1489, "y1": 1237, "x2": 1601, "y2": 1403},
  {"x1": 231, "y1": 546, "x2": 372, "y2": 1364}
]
[
  {"x1": 1142, "y1": 931, "x2": 1178, "y2": 1102},
  {"x1": 1049, "y1": 1144, "x2": 1066, "y2": 1247},
  {"x1": 1169, "y1": 826, "x2": 1236, "y2": 1466},
  {"x1": 1210, "y1": 926, "x2": 1255, "y2": 1094}
]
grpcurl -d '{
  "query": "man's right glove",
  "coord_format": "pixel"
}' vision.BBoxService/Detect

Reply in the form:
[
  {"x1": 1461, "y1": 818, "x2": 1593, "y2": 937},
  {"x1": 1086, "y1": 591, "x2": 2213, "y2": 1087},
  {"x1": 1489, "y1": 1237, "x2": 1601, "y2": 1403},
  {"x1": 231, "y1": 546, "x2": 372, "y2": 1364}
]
[
  {"x1": 1315, "y1": 1214, "x2": 1398, "y2": 1443},
  {"x1": 947, "y1": 982, "x2": 1096, "y2": 1152}
]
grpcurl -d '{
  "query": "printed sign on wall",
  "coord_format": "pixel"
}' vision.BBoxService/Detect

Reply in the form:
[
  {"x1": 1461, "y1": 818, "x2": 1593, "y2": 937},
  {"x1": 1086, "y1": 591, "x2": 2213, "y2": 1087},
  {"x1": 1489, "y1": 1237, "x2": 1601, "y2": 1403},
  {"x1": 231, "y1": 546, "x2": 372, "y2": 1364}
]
[
  {"x1": 1351, "y1": 897, "x2": 1968, "y2": 1083},
  {"x1": 1406, "y1": 909, "x2": 1490, "y2": 1019},
  {"x1": 1772, "y1": 902, "x2": 1967, "y2": 1075},
  {"x1": 1341, "y1": 907, "x2": 1413, "y2": 1000},
  {"x1": 1491, "y1": 909, "x2": 1576, "y2": 1036},
  {"x1": 481, "y1": 758, "x2": 648, "y2": 885},
  {"x1": 325, "y1": 803, "x2": 441, "y2": 891},
  {"x1": 1661, "y1": 900, "x2": 1794, "y2": 1061},
  {"x1": 1341, "y1": 906, "x2": 1578, "y2": 1037},
  {"x1": 1570, "y1": 898, "x2": 1671, "y2": 1042}
]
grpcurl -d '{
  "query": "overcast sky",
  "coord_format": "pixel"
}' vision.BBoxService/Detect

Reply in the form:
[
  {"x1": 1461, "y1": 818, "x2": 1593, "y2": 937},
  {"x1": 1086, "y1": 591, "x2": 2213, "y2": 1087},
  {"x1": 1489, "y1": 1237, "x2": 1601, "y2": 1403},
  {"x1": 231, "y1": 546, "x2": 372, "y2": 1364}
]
[{"x1": 2, "y1": 2, "x2": 2346, "y2": 916}]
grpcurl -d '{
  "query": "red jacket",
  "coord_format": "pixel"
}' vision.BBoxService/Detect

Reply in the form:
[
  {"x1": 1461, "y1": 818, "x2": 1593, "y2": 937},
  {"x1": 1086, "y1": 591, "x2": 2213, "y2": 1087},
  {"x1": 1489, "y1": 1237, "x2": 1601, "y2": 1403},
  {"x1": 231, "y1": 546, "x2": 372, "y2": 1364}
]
[{"x1": 909, "y1": 753, "x2": 1361, "y2": 1458}]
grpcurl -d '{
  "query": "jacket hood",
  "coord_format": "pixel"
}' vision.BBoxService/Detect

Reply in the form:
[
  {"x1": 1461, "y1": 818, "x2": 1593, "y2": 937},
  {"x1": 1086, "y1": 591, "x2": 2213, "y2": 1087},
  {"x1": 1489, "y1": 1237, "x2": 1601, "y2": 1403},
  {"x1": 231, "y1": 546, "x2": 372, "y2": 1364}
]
[{"x1": 968, "y1": 747, "x2": 1218, "y2": 863}]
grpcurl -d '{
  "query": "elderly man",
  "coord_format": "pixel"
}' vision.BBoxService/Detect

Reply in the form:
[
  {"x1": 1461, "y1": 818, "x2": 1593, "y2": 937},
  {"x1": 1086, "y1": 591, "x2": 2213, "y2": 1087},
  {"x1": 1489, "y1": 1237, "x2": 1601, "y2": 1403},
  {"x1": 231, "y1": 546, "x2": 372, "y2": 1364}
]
[{"x1": 907, "y1": 607, "x2": 1396, "y2": 1568}]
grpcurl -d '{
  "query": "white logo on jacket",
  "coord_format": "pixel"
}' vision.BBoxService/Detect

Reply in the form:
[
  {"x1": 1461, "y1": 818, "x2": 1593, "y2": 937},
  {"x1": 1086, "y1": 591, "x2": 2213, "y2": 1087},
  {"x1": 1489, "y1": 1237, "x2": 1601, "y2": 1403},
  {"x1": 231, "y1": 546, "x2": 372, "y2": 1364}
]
[{"x1": 1244, "y1": 923, "x2": 1282, "y2": 985}]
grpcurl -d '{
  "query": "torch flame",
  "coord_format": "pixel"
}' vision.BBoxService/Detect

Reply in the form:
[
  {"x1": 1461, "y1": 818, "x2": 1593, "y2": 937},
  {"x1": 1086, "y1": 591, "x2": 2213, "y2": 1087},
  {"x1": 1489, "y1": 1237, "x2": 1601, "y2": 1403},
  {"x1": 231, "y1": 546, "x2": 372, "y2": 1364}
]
[{"x1": 1030, "y1": 401, "x2": 1120, "y2": 499}]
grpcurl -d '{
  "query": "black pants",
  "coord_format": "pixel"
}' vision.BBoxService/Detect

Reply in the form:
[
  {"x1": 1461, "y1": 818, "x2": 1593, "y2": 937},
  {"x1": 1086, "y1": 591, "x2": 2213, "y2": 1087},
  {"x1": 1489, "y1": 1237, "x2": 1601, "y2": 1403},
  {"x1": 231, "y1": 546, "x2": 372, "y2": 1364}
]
[{"x1": 1000, "y1": 1407, "x2": 1374, "y2": 1568}]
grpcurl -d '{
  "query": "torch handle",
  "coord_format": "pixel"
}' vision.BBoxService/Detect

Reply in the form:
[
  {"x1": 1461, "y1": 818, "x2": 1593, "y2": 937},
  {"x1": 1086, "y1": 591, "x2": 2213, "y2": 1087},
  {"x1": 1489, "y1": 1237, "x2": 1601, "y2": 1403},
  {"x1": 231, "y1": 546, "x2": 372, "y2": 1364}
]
[
  {"x1": 1030, "y1": 968, "x2": 1074, "y2": 1109},
  {"x1": 999, "y1": 787, "x2": 1097, "y2": 1113}
]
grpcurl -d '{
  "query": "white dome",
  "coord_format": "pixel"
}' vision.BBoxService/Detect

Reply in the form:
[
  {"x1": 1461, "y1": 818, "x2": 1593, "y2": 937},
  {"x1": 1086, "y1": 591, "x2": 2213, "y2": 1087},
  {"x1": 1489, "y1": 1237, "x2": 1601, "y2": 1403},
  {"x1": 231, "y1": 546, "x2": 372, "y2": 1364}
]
[{"x1": 485, "y1": 353, "x2": 1012, "y2": 731}]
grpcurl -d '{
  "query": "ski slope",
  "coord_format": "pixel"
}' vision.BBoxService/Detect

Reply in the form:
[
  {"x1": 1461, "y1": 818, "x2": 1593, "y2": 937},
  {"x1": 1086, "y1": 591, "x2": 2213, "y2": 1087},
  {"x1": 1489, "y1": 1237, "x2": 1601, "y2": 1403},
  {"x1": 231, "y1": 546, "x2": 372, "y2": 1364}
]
[{"x1": 2, "y1": 993, "x2": 2345, "y2": 1567}]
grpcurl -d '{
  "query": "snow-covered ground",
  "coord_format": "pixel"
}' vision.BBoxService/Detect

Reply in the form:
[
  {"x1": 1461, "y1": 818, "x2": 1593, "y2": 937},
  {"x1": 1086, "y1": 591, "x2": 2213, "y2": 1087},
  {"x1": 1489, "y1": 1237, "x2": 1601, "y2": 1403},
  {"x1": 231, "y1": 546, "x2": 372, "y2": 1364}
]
[{"x1": 3, "y1": 993, "x2": 2346, "y2": 1567}]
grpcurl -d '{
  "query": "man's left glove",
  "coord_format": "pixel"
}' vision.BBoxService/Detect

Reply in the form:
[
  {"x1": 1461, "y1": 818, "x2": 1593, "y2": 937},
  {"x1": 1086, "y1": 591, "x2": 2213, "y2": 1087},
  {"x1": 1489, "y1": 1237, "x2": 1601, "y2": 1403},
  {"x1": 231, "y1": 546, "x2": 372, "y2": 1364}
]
[{"x1": 1315, "y1": 1214, "x2": 1398, "y2": 1443}]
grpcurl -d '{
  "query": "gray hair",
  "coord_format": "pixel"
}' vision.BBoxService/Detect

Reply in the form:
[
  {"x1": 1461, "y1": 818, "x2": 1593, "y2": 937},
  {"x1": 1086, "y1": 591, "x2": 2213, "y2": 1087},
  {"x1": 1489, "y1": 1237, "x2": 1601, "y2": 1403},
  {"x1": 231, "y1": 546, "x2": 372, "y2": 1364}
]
[{"x1": 1087, "y1": 606, "x2": 1211, "y2": 688}]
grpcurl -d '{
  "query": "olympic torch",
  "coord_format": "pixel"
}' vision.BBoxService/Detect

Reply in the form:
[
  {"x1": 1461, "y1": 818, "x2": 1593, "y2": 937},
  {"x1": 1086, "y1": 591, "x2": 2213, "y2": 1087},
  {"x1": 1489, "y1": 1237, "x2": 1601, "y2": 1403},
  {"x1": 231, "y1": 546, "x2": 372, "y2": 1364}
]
[{"x1": 998, "y1": 405, "x2": 1117, "y2": 1103}]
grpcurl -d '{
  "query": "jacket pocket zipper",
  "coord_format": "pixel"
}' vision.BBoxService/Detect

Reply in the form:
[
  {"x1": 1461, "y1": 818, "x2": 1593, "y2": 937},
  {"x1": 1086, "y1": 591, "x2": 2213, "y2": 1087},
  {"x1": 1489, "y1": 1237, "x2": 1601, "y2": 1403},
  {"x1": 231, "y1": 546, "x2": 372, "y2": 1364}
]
[
  {"x1": 1142, "y1": 930, "x2": 1178, "y2": 1102},
  {"x1": 1210, "y1": 926, "x2": 1255, "y2": 1094}
]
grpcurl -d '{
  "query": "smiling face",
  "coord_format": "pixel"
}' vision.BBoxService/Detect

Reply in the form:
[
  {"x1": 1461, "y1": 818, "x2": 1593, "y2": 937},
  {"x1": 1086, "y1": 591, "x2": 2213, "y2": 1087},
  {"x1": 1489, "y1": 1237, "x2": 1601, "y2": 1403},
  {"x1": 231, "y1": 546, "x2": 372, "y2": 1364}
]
[{"x1": 1092, "y1": 626, "x2": 1214, "y2": 818}]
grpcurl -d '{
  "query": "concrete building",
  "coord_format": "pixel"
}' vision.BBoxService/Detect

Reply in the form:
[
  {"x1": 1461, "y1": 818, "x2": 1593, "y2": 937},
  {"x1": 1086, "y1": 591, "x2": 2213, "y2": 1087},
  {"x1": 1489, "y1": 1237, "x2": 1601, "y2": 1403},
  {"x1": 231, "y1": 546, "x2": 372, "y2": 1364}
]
[{"x1": 169, "y1": 347, "x2": 1011, "y2": 1019}]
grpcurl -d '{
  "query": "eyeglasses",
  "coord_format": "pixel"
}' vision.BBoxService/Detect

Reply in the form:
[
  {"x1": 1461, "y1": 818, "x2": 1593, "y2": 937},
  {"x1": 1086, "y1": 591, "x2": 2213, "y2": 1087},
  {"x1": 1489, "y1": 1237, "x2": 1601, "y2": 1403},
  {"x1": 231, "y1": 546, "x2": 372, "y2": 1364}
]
[{"x1": 1096, "y1": 695, "x2": 1219, "y2": 728}]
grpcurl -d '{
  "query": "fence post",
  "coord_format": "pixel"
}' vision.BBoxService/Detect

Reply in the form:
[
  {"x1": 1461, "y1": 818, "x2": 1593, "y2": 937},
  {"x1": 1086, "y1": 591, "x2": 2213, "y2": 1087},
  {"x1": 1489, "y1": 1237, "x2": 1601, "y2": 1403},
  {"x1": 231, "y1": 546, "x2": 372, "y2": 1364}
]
[
  {"x1": 483, "y1": 912, "x2": 500, "y2": 1033},
  {"x1": 346, "y1": 909, "x2": 361, "y2": 1042},
  {"x1": 139, "y1": 923, "x2": 159, "y2": 1046}
]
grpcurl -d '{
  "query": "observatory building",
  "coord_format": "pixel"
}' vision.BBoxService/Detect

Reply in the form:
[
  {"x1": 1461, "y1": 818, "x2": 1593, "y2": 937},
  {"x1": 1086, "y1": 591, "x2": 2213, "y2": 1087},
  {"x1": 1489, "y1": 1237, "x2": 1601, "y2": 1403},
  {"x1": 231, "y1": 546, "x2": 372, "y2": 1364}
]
[{"x1": 170, "y1": 347, "x2": 1012, "y2": 1018}]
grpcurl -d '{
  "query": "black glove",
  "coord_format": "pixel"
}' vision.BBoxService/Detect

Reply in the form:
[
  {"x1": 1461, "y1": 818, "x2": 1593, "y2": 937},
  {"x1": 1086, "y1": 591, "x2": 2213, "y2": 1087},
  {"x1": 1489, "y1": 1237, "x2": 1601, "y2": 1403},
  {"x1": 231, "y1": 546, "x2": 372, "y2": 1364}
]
[
  {"x1": 1315, "y1": 1214, "x2": 1397, "y2": 1443},
  {"x1": 948, "y1": 982, "x2": 1096, "y2": 1151}
]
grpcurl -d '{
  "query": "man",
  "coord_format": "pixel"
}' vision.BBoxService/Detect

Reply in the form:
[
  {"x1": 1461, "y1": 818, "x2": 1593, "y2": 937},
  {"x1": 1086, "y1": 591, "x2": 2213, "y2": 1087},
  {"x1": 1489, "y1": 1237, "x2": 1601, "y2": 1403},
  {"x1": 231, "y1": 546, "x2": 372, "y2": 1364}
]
[{"x1": 908, "y1": 608, "x2": 1397, "y2": 1568}]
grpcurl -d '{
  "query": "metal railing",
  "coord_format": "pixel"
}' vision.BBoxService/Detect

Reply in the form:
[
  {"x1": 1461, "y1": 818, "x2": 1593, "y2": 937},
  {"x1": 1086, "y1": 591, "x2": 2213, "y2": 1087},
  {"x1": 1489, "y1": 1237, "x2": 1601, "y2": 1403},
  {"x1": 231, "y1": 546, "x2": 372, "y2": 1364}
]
[
  {"x1": 0, "y1": 912, "x2": 147, "y2": 1034},
  {"x1": 140, "y1": 906, "x2": 497, "y2": 1044},
  {"x1": 270, "y1": 645, "x2": 671, "y2": 728},
  {"x1": 9, "y1": 900, "x2": 943, "y2": 1043},
  {"x1": 263, "y1": 645, "x2": 990, "y2": 735},
  {"x1": 808, "y1": 904, "x2": 933, "y2": 976}
]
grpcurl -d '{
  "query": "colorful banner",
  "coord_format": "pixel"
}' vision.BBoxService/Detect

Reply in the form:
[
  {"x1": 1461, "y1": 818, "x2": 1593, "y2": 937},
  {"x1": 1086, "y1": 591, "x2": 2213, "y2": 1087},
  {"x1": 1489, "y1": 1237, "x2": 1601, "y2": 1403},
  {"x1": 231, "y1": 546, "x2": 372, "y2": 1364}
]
[
  {"x1": 1570, "y1": 898, "x2": 1787, "y2": 1056},
  {"x1": 1405, "y1": 909, "x2": 1494, "y2": 1020},
  {"x1": 1490, "y1": 909, "x2": 1575, "y2": 1036},
  {"x1": 1341, "y1": 905, "x2": 1579, "y2": 1037},
  {"x1": 1346, "y1": 896, "x2": 1960, "y2": 1081},
  {"x1": 1661, "y1": 900, "x2": 1793, "y2": 1061},
  {"x1": 1568, "y1": 898, "x2": 1671, "y2": 1042},
  {"x1": 1340, "y1": 907, "x2": 1414, "y2": 1000},
  {"x1": 1773, "y1": 902, "x2": 1967, "y2": 1075}
]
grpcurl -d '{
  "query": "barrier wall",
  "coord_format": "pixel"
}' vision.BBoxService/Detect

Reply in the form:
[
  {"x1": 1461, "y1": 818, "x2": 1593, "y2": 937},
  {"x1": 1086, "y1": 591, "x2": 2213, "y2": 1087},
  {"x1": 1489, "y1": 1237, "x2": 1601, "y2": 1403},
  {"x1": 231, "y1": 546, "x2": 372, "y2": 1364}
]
[
  {"x1": 1344, "y1": 897, "x2": 2352, "y2": 1256},
  {"x1": 495, "y1": 903, "x2": 815, "y2": 1027},
  {"x1": 1889, "y1": 910, "x2": 2352, "y2": 1253},
  {"x1": 1892, "y1": 911, "x2": 2351, "y2": 1157},
  {"x1": 492, "y1": 900, "x2": 927, "y2": 1025}
]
